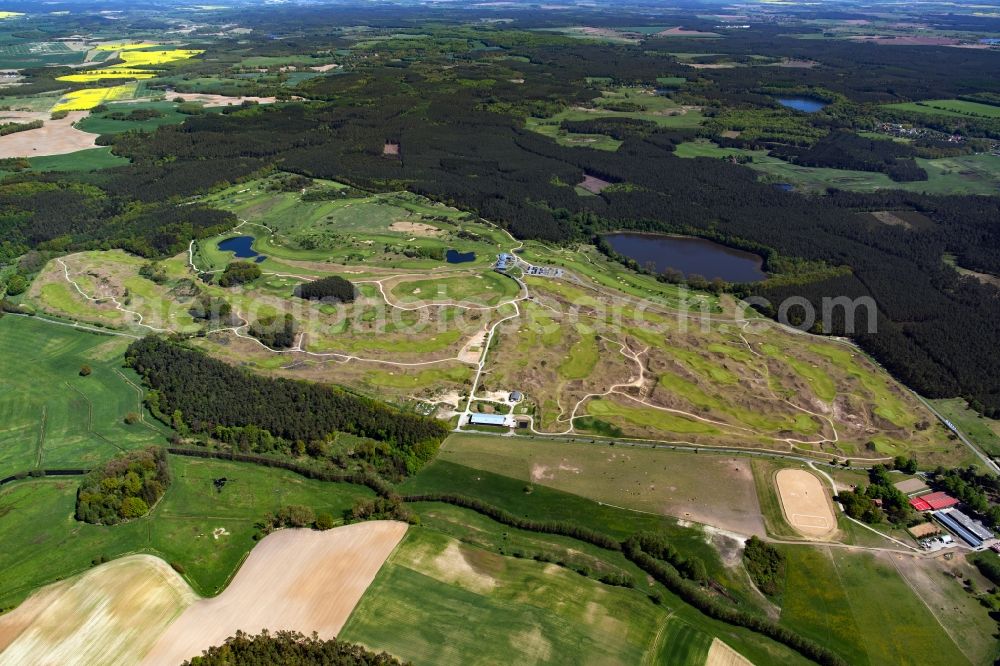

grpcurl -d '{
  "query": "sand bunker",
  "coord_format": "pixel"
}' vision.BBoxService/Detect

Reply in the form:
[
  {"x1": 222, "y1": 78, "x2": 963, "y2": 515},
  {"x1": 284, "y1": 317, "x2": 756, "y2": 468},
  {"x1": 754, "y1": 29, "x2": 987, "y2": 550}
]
[
  {"x1": 141, "y1": 521, "x2": 407, "y2": 665},
  {"x1": 0, "y1": 555, "x2": 195, "y2": 666},
  {"x1": 0, "y1": 111, "x2": 97, "y2": 158},
  {"x1": 775, "y1": 469, "x2": 837, "y2": 538},
  {"x1": 389, "y1": 220, "x2": 440, "y2": 236}
]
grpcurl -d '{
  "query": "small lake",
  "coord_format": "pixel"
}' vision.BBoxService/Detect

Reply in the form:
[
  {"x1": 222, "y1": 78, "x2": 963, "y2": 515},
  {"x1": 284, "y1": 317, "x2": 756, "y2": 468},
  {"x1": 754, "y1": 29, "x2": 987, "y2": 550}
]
[
  {"x1": 446, "y1": 249, "x2": 476, "y2": 264},
  {"x1": 218, "y1": 236, "x2": 267, "y2": 263},
  {"x1": 603, "y1": 233, "x2": 766, "y2": 283},
  {"x1": 777, "y1": 97, "x2": 827, "y2": 113},
  {"x1": 773, "y1": 182, "x2": 795, "y2": 192}
]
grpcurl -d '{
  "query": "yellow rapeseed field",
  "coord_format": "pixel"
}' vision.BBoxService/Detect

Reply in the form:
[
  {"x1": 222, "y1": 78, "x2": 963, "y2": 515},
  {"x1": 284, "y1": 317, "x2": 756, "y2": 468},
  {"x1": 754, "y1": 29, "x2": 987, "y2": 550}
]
[
  {"x1": 51, "y1": 83, "x2": 138, "y2": 112},
  {"x1": 56, "y1": 70, "x2": 158, "y2": 83}
]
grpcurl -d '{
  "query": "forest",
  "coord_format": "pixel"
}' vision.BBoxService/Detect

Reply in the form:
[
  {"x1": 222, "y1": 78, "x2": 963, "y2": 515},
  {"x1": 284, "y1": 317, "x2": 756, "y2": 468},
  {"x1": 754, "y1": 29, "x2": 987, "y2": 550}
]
[{"x1": 126, "y1": 337, "x2": 448, "y2": 475}]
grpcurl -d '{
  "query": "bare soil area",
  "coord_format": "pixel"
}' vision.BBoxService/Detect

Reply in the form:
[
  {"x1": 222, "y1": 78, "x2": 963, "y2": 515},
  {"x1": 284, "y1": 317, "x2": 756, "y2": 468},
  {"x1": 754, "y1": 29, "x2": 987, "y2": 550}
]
[
  {"x1": 167, "y1": 92, "x2": 279, "y2": 107},
  {"x1": 578, "y1": 174, "x2": 612, "y2": 194},
  {"x1": 0, "y1": 111, "x2": 96, "y2": 158},
  {"x1": 0, "y1": 555, "x2": 195, "y2": 666},
  {"x1": 774, "y1": 469, "x2": 836, "y2": 539},
  {"x1": 705, "y1": 638, "x2": 754, "y2": 666},
  {"x1": 141, "y1": 522, "x2": 407, "y2": 665}
]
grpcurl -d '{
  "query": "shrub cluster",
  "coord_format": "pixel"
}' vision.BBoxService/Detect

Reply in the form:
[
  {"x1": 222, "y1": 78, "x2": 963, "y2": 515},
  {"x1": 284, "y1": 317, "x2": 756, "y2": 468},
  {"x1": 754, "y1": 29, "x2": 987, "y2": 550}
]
[
  {"x1": 75, "y1": 447, "x2": 170, "y2": 525},
  {"x1": 742, "y1": 536, "x2": 785, "y2": 597},
  {"x1": 218, "y1": 261, "x2": 262, "y2": 287},
  {"x1": 248, "y1": 313, "x2": 298, "y2": 349}
]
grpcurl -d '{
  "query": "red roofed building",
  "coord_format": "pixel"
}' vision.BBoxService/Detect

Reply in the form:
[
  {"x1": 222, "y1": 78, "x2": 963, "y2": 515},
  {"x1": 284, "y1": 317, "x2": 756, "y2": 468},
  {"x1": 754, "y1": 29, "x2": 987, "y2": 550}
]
[{"x1": 910, "y1": 491, "x2": 959, "y2": 512}]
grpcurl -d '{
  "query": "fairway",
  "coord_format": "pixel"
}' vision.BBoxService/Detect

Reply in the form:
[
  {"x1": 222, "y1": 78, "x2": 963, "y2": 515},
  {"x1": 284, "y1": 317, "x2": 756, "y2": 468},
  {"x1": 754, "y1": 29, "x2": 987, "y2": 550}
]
[{"x1": 0, "y1": 316, "x2": 168, "y2": 479}]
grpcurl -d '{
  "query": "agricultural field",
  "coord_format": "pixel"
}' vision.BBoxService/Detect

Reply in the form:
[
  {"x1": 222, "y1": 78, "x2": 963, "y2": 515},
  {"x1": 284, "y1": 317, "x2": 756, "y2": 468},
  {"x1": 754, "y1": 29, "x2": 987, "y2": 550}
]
[
  {"x1": 0, "y1": 555, "x2": 193, "y2": 666},
  {"x1": 339, "y1": 527, "x2": 773, "y2": 666},
  {"x1": 438, "y1": 434, "x2": 766, "y2": 535},
  {"x1": 778, "y1": 546, "x2": 973, "y2": 666},
  {"x1": 143, "y1": 522, "x2": 407, "y2": 665},
  {"x1": 0, "y1": 456, "x2": 374, "y2": 609},
  {"x1": 52, "y1": 84, "x2": 138, "y2": 113},
  {"x1": 75, "y1": 101, "x2": 219, "y2": 136},
  {"x1": 0, "y1": 316, "x2": 169, "y2": 480},
  {"x1": 0, "y1": 522, "x2": 405, "y2": 665},
  {"x1": 883, "y1": 99, "x2": 1000, "y2": 119},
  {"x1": 526, "y1": 86, "x2": 704, "y2": 151},
  {"x1": 674, "y1": 140, "x2": 1000, "y2": 195}
]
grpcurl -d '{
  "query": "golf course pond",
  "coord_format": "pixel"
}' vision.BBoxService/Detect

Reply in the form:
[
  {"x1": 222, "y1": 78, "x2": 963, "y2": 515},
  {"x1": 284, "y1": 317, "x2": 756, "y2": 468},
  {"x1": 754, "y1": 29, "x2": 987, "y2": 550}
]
[{"x1": 218, "y1": 236, "x2": 267, "y2": 263}]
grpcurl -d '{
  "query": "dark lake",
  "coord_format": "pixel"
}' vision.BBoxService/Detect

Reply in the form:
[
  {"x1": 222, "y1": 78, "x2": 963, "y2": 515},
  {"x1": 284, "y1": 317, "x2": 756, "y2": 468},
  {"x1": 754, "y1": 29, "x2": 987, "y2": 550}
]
[
  {"x1": 446, "y1": 249, "x2": 476, "y2": 264},
  {"x1": 776, "y1": 97, "x2": 827, "y2": 113},
  {"x1": 218, "y1": 236, "x2": 266, "y2": 263},
  {"x1": 603, "y1": 233, "x2": 766, "y2": 283}
]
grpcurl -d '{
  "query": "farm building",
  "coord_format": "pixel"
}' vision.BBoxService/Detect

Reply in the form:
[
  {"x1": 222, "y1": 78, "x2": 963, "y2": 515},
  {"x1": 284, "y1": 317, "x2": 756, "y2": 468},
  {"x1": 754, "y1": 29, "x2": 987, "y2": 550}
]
[
  {"x1": 909, "y1": 491, "x2": 959, "y2": 512},
  {"x1": 933, "y1": 508, "x2": 994, "y2": 548},
  {"x1": 468, "y1": 413, "x2": 508, "y2": 427}
]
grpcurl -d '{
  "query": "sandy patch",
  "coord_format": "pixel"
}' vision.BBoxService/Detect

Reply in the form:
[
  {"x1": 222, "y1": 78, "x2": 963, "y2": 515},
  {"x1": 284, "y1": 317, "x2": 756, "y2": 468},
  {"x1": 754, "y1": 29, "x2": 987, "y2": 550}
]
[
  {"x1": 0, "y1": 555, "x2": 195, "y2": 666},
  {"x1": 166, "y1": 92, "x2": 278, "y2": 107},
  {"x1": 656, "y1": 27, "x2": 721, "y2": 37},
  {"x1": 705, "y1": 638, "x2": 754, "y2": 666},
  {"x1": 578, "y1": 174, "x2": 612, "y2": 194},
  {"x1": 388, "y1": 220, "x2": 440, "y2": 236},
  {"x1": 0, "y1": 112, "x2": 97, "y2": 158},
  {"x1": 775, "y1": 469, "x2": 836, "y2": 538},
  {"x1": 141, "y1": 522, "x2": 407, "y2": 665},
  {"x1": 310, "y1": 64, "x2": 340, "y2": 72}
]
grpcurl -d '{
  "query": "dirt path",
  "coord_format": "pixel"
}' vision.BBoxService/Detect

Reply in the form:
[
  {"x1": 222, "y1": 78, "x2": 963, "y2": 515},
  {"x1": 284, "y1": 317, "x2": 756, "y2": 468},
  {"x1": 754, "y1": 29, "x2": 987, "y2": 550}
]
[{"x1": 141, "y1": 522, "x2": 407, "y2": 665}]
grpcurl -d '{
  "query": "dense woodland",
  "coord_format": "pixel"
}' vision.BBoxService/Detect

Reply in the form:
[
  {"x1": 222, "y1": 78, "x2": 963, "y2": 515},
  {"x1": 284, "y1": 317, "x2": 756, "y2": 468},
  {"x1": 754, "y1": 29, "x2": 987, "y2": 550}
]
[
  {"x1": 126, "y1": 337, "x2": 448, "y2": 476},
  {"x1": 75, "y1": 447, "x2": 170, "y2": 525}
]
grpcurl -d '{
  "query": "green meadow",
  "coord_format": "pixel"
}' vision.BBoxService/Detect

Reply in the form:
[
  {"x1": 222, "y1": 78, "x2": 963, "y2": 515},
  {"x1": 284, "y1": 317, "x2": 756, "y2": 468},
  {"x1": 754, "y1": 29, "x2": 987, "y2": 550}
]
[{"x1": 0, "y1": 315, "x2": 168, "y2": 479}]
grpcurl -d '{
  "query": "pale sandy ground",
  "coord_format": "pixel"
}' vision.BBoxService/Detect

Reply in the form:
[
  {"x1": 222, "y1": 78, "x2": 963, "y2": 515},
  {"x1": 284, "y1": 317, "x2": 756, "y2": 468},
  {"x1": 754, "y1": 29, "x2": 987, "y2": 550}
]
[
  {"x1": 775, "y1": 469, "x2": 837, "y2": 538},
  {"x1": 705, "y1": 638, "x2": 754, "y2": 666},
  {"x1": 141, "y1": 521, "x2": 407, "y2": 665},
  {"x1": 168, "y1": 92, "x2": 278, "y2": 107},
  {"x1": 0, "y1": 555, "x2": 196, "y2": 666},
  {"x1": 0, "y1": 111, "x2": 96, "y2": 158}
]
